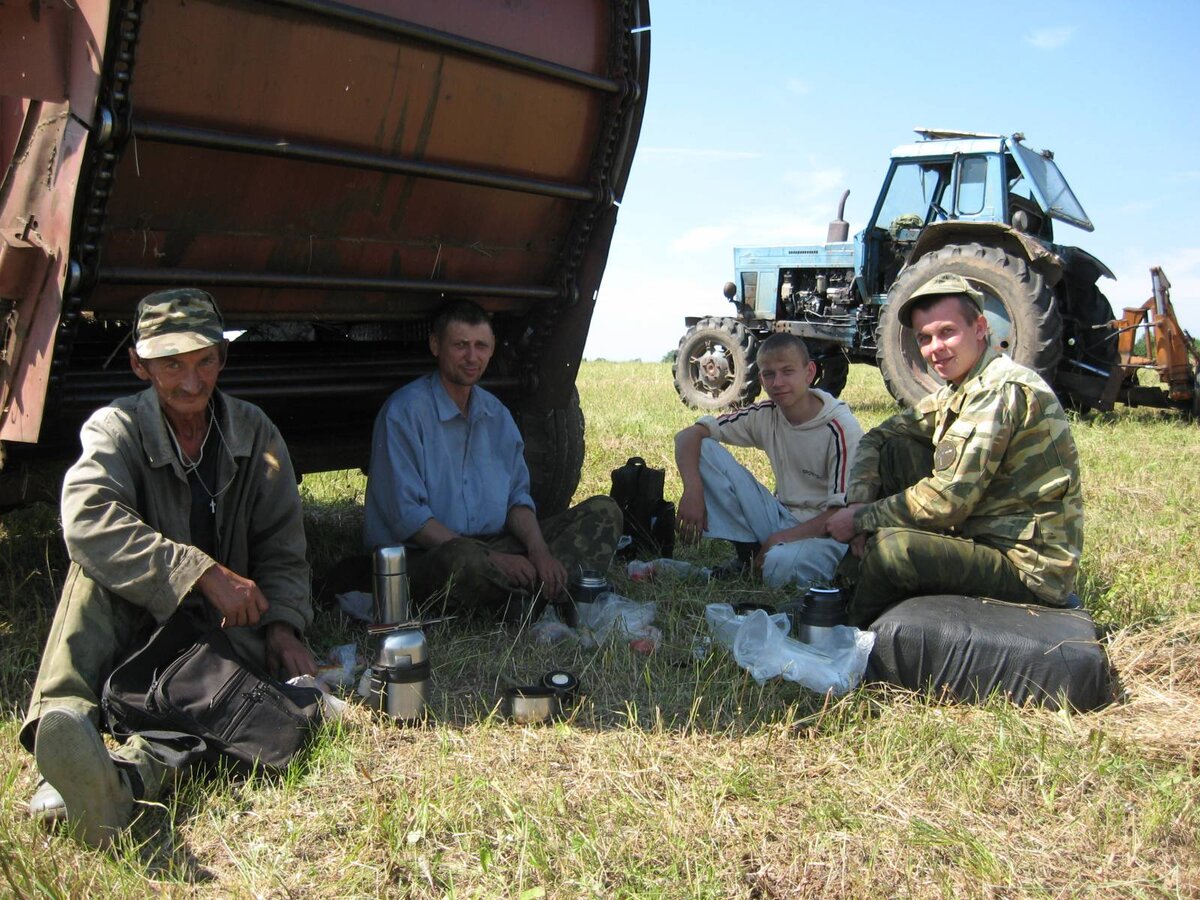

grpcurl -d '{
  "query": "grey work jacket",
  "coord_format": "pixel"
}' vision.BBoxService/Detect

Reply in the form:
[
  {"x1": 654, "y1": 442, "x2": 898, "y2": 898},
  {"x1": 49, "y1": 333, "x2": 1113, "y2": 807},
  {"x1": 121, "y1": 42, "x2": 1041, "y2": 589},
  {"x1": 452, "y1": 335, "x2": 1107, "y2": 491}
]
[{"x1": 60, "y1": 387, "x2": 312, "y2": 636}]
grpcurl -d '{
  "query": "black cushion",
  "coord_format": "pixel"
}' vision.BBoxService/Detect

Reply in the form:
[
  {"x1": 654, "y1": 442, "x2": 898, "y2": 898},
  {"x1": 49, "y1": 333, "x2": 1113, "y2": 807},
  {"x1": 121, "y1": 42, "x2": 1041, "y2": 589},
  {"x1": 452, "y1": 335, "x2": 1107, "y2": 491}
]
[{"x1": 866, "y1": 595, "x2": 1112, "y2": 711}]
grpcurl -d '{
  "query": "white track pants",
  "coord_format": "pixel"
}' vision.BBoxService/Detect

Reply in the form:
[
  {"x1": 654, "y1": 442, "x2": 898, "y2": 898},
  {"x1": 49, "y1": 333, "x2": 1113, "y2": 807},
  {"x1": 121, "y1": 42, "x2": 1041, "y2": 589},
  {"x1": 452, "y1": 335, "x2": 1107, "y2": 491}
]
[{"x1": 698, "y1": 439, "x2": 846, "y2": 589}]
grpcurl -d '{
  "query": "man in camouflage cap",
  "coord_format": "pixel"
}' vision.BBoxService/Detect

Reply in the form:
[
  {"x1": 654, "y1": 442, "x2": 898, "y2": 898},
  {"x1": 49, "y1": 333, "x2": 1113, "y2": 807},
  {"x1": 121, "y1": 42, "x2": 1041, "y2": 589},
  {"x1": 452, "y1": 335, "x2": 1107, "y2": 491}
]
[
  {"x1": 826, "y1": 273, "x2": 1083, "y2": 625},
  {"x1": 21, "y1": 288, "x2": 317, "y2": 848}
]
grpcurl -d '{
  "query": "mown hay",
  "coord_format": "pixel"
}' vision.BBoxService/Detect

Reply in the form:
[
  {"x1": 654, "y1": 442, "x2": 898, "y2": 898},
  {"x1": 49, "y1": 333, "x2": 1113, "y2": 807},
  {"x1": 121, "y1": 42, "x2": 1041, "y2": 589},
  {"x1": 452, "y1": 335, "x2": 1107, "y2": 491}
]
[{"x1": 1097, "y1": 614, "x2": 1200, "y2": 767}]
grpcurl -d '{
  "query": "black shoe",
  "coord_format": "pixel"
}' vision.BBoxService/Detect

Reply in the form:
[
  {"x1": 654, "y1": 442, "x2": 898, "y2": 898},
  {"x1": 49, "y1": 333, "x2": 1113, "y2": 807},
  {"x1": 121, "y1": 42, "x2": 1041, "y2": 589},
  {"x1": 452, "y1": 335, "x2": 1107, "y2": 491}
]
[
  {"x1": 710, "y1": 541, "x2": 760, "y2": 580},
  {"x1": 709, "y1": 557, "x2": 749, "y2": 580}
]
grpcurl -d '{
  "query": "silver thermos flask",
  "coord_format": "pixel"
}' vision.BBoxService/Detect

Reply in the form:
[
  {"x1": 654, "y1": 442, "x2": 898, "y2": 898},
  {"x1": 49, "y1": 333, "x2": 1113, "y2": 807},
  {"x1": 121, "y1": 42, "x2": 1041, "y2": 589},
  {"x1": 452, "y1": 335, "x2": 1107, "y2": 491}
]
[{"x1": 370, "y1": 546, "x2": 430, "y2": 723}]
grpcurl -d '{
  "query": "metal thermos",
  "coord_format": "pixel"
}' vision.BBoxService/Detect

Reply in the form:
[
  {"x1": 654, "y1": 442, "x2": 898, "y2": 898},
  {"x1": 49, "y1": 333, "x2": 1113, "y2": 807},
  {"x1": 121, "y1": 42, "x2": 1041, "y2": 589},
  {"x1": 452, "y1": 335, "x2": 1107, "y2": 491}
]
[
  {"x1": 369, "y1": 546, "x2": 429, "y2": 723},
  {"x1": 372, "y1": 627, "x2": 430, "y2": 723},
  {"x1": 795, "y1": 586, "x2": 847, "y2": 651},
  {"x1": 373, "y1": 545, "x2": 410, "y2": 625}
]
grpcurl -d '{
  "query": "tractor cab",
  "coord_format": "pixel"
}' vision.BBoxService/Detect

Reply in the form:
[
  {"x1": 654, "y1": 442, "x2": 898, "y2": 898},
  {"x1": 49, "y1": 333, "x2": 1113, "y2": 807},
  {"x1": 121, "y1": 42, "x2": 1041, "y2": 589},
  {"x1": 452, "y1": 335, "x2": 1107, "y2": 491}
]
[{"x1": 859, "y1": 131, "x2": 1095, "y2": 301}]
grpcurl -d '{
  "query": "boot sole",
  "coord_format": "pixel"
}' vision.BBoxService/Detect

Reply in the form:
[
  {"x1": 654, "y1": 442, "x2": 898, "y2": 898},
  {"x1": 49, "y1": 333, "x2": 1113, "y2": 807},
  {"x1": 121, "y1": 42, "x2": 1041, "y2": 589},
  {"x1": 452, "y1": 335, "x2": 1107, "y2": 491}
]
[{"x1": 34, "y1": 709, "x2": 132, "y2": 849}]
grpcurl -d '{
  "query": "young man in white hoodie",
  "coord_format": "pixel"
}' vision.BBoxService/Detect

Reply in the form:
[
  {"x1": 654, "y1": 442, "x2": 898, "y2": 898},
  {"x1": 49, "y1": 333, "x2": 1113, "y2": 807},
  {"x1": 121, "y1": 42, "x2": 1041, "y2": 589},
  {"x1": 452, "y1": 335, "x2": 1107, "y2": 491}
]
[{"x1": 675, "y1": 334, "x2": 863, "y2": 586}]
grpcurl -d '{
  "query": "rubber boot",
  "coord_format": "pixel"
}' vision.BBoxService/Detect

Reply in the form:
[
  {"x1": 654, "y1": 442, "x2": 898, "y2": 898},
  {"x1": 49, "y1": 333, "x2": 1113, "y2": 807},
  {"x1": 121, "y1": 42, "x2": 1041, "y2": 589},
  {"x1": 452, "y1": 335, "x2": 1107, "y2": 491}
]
[{"x1": 34, "y1": 708, "x2": 134, "y2": 849}]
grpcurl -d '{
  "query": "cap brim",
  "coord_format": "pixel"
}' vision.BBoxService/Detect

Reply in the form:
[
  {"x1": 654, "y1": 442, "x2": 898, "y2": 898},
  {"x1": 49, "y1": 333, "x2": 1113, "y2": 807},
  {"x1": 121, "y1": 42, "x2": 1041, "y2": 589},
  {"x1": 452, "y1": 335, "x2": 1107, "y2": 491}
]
[{"x1": 135, "y1": 332, "x2": 221, "y2": 359}]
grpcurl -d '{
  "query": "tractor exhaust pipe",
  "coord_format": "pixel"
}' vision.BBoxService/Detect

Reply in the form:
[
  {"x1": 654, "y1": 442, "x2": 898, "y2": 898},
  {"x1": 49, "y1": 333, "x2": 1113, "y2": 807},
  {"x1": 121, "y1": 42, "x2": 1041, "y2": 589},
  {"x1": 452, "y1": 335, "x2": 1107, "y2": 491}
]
[{"x1": 826, "y1": 190, "x2": 851, "y2": 242}]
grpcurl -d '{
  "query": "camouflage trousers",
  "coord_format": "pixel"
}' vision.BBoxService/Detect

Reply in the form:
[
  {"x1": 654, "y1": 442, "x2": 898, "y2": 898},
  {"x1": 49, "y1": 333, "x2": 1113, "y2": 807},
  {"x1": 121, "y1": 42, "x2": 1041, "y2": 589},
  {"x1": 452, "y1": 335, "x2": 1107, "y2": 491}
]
[
  {"x1": 18, "y1": 564, "x2": 253, "y2": 801},
  {"x1": 410, "y1": 495, "x2": 623, "y2": 616},
  {"x1": 840, "y1": 437, "x2": 1042, "y2": 627}
]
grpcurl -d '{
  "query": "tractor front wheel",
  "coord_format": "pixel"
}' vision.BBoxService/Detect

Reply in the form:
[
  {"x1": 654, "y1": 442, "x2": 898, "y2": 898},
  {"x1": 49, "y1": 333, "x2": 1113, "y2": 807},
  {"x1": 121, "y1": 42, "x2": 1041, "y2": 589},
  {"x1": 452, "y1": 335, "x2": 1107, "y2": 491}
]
[{"x1": 673, "y1": 317, "x2": 761, "y2": 410}]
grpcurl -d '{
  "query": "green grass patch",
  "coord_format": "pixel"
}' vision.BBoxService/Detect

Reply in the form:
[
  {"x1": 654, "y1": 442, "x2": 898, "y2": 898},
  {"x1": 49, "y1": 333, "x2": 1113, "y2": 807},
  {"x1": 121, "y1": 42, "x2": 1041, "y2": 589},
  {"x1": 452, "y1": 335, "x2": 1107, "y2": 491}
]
[{"x1": 1, "y1": 361, "x2": 1198, "y2": 896}]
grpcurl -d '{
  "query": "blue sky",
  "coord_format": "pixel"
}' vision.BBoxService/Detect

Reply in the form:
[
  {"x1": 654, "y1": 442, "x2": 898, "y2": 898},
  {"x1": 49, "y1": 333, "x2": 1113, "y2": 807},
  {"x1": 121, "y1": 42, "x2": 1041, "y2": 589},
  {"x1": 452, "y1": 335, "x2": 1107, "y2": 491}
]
[{"x1": 585, "y1": 0, "x2": 1200, "y2": 361}]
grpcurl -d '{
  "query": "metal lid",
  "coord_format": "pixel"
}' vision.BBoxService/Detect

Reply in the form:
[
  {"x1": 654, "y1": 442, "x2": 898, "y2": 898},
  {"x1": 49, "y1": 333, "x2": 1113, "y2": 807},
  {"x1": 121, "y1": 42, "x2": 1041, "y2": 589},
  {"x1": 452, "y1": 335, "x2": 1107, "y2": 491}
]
[
  {"x1": 377, "y1": 627, "x2": 427, "y2": 667},
  {"x1": 374, "y1": 545, "x2": 408, "y2": 575},
  {"x1": 571, "y1": 569, "x2": 609, "y2": 589}
]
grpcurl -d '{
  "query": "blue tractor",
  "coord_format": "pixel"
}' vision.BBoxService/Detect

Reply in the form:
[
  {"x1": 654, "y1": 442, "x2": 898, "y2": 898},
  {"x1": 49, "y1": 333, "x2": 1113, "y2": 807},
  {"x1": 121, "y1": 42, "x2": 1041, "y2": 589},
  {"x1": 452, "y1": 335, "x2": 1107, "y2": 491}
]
[{"x1": 672, "y1": 129, "x2": 1118, "y2": 409}]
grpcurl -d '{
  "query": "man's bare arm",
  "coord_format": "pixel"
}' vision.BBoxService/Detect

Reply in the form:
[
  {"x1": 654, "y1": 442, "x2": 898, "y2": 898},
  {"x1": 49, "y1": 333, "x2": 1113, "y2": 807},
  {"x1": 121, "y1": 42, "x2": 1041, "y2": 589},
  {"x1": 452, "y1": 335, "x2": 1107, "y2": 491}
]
[
  {"x1": 408, "y1": 518, "x2": 459, "y2": 549},
  {"x1": 674, "y1": 424, "x2": 709, "y2": 544}
]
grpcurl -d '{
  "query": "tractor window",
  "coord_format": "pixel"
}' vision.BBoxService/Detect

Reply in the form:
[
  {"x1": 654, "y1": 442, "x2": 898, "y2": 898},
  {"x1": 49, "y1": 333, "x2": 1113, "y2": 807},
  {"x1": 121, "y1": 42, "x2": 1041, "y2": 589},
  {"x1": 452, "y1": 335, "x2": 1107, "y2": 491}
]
[
  {"x1": 872, "y1": 161, "x2": 950, "y2": 234},
  {"x1": 956, "y1": 156, "x2": 988, "y2": 215}
]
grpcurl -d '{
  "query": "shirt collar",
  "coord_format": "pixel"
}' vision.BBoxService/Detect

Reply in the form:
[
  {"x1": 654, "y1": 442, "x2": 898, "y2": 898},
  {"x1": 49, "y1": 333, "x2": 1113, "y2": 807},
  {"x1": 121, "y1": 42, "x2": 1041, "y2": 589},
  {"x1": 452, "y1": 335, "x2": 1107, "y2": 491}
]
[
  {"x1": 137, "y1": 388, "x2": 251, "y2": 468},
  {"x1": 945, "y1": 346, "x2": 1000, "y2": 396},
  {"x1": 430, "y1": 373, "x2": 491, "y2": 423}
]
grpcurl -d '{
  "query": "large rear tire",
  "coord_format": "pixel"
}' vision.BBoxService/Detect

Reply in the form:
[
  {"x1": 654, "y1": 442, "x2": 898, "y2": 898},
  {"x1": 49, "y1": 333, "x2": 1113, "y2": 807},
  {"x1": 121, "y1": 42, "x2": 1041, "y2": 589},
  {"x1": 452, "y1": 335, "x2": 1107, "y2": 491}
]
[
  {"x1": 673, "y1": 317, "x2": 761, "y2": 410},
  {"x1": 878, "y1": 242, "x2": 1061, "y2": 406},
  {"x1": 514, "y1": 388, "x2": 585, "y2": 516},
  {"x1": 1057, "y1": 282, "x2": 1119, "y2": 411}
]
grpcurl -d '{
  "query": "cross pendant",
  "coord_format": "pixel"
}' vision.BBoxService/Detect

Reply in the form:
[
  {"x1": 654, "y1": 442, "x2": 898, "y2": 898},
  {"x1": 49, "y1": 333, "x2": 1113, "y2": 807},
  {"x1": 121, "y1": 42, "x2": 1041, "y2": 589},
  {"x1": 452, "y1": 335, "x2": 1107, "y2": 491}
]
[{"x1": 210, "y1": 499, "x2": 217, "y2": 514}]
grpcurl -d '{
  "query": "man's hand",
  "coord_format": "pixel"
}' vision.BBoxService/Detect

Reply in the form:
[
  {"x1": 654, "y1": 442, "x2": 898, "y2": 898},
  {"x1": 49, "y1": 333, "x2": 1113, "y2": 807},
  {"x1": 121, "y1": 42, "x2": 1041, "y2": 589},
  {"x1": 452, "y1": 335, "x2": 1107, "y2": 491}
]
[
  {"x1": 676, "y1": 487, "x2": 707, "y2": 546},
  {"x1": 825, "y1": 504, "x2": 865, "y2": 544},
  {"x1": 489, "y1": 548, "x2": 568, "y2": 600},
  {"x1": 197, "y1": 563, "x2": 269, "y2": 627},
  {"x1": 528, "y1": 547, "x2": 568, "y2": 600},
  {"x1": 849, "y1": 533, "x2": 867, "y2": 559},
  {"x1": 265, "y1": 622, "x2": 318, "y2": 678},
  {"x1": 488, "y1": 550, "x2": 538, "y2": 591},
  {"x1": 754, "y1": 528, "x2": 801, "y2": 571}
]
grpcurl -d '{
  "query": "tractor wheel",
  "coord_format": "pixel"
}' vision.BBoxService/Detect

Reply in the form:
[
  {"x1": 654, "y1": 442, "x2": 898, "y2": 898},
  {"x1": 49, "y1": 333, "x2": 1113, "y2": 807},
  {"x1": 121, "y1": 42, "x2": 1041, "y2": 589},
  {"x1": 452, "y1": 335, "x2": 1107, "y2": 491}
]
[
  {"x1": 878, "y1": 242, "x2": 1061, "y2": 406},
  {"x1": 1056, "y1": 282, "x2": 1120, "y2": 411},
  {"x1": 513, "y1": 388, "x2": 585, "y2": 516},
  {"x1": 811, "y1": 347, "x2": 850, "y2": 397},
  {"x1": 673, "y1": 317, "x2": 761, "y2": 410}
]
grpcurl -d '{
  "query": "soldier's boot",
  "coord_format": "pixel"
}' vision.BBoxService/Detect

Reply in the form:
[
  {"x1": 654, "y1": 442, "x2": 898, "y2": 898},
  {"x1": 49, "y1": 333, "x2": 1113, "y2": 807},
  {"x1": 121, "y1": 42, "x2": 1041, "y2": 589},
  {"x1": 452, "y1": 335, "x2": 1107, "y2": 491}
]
[{"x1": 35, "y1": 708, "x2": 134, "y2": 849}]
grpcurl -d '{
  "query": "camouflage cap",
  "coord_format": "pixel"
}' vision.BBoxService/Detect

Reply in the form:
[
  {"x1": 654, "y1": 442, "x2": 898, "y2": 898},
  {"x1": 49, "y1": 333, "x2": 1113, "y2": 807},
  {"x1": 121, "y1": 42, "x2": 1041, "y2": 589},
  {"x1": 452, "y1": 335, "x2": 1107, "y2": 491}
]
[
  {"x1": 134, "y1": 288, "x2": 224, "y2": 359},
  {"x1": 897, "y1": 273, "x2": 985, "y2": 327}
]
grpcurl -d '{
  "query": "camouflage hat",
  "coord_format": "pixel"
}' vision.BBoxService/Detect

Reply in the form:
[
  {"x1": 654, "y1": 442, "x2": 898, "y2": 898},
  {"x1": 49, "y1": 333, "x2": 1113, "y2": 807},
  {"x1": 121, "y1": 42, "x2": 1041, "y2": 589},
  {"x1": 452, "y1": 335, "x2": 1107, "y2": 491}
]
[
  {"x1": 897, "y1": 273, "x2": 985, "y2": 327},
  {"x1": 134, "y1": 288, "x2": 224, "y2": 359}
]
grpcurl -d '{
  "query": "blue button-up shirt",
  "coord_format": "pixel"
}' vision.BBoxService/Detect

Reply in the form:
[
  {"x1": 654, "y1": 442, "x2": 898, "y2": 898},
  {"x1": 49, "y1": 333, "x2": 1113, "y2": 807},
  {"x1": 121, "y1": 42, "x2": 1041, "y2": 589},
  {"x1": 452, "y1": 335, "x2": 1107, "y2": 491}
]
[{"x1": 363, "y1": 373, "x2": 535, "y2": 551}]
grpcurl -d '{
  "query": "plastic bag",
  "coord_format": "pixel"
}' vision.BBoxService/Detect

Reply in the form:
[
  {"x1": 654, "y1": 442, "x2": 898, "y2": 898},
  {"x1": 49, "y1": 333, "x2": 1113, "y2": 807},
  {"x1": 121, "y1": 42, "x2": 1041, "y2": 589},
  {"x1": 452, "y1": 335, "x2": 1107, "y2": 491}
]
[
  {"x1": 704, "y1": 603, "x2": 874, "y2": 696},
  {"x1": 577, "y1": 592, "x2": 657, "y2": 648}
]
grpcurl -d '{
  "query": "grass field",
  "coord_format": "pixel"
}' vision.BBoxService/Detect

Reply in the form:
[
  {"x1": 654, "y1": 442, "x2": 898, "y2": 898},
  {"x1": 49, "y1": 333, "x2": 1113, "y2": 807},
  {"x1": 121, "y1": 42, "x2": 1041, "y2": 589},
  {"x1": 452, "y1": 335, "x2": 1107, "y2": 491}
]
[{"x1": 1, "y1": 361, "x2": 1198, "y2": 897}]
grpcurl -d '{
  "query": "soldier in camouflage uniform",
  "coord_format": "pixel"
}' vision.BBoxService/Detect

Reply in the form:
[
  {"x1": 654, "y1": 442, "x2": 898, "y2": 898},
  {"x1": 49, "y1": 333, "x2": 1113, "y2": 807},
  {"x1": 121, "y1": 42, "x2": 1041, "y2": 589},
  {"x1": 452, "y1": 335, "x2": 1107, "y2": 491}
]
[
  {"x1": 826, "y1": 273, "x2": 1083, "y2": 626},
  {"x1": 364, "y1": 298, "x2": 621, "y2": 616}
]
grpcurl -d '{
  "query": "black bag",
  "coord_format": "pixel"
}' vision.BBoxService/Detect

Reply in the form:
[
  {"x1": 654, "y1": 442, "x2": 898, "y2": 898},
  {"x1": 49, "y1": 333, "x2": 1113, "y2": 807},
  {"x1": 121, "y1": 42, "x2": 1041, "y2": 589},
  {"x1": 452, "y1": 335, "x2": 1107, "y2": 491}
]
[
  {"x1": 610, "y1": 456, "x2": 675, "y2": 559},
  {"x1": 102, "y1": 611, "x2": 324, "y2": 774}
]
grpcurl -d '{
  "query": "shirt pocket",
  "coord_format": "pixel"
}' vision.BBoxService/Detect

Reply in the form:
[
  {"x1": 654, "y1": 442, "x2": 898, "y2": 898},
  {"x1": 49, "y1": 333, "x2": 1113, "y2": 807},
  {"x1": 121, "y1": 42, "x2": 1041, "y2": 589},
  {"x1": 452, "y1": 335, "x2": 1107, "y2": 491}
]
[{"x1": 933, "y1": 420, "x2": 976, "y2": 476}]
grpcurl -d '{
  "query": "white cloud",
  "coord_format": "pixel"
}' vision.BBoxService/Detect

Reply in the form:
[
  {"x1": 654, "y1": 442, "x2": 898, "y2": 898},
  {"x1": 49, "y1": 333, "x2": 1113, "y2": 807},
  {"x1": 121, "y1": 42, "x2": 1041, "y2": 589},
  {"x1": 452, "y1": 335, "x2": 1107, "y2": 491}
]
[
  {"x1": 640, "y1": 147, "x2": 761, "y2": 161},
  {"x1": 1024, "y1": 26, "x2": 1075, "y2": 50},
  {"x1": 786, "y1": 78, "x2": 811, "y2": 95}
]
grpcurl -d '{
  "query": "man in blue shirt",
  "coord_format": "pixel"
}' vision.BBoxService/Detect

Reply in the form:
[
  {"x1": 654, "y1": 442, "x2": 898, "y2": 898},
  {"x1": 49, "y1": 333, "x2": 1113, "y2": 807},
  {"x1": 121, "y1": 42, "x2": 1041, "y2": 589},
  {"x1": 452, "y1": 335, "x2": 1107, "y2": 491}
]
[{"x1": 365, "y1": 299, "x2": 620, "y2": 615}]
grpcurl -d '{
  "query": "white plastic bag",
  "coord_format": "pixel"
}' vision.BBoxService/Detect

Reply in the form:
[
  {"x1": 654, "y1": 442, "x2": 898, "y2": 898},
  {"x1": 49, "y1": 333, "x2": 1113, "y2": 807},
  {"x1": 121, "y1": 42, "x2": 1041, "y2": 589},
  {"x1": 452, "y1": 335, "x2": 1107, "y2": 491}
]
[
  {"x1": 704, "y1": 603, "x2": 874, "y2": 696},
  {"x1": 577, "y1": 592, "x2": 657, "y2": 647}
]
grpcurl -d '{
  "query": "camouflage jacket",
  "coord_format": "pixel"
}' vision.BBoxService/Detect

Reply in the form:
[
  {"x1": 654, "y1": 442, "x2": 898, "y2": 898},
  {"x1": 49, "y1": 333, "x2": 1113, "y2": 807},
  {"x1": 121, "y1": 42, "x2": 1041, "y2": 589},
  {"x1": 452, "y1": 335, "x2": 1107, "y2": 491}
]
[
  {"x1": 60, "y1": 388, "x2": 313, "y2": 638},
  {"x1": 847, "y1": 348, "x2": 1083, "y2": 602}
]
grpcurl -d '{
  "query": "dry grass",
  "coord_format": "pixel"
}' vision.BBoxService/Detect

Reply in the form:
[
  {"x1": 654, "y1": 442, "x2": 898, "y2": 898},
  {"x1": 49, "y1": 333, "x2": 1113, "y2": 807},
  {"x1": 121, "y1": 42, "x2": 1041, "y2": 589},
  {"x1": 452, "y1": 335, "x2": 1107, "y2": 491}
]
[
  {"x1": 1098, "y1": 614, "x2": 1200, "y2": 768},
  {"x1": 1, "y1": 361, "x2": 1199, "y2": 898}
]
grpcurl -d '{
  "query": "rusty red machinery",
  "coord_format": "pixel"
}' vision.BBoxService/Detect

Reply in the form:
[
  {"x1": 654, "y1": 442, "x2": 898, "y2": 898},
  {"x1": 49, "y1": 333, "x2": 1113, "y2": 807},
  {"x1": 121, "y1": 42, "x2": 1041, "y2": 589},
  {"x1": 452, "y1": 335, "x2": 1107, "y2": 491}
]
[
  {"x1": 0, "y1": 0, "x2": 651, "y2": 510},
  {"x1": 1093, "y1": 267, "x2": 1200, "y2": 416}
]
